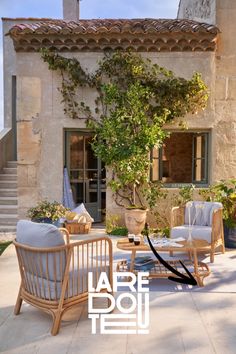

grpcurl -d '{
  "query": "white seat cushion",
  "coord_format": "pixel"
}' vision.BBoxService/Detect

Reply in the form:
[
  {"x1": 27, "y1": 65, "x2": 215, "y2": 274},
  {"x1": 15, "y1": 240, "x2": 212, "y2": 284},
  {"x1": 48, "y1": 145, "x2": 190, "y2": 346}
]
[{"x1": 171, "y1": 224, "x2": 212, "y2": 243}]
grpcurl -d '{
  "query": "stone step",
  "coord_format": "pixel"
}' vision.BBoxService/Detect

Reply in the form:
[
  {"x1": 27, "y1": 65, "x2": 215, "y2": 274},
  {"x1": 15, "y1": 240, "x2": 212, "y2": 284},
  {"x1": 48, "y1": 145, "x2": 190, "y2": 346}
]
[
  {"x1": 0, "y1": 215, "x2": 18, "y2": 225},
  {"x1": 0, "y1": 197, "x2": 18, "y2": 205},
  {"x1": 0, "y1": 174, "x2": 17, "y2": 181},
  {"x1": 0, "y1": 189, "x2": 18, "y2": 197},
  {"x1": 7, "y1": 161, "x2": 17, "y2": 168},
  {"x1": 3, "y1": 167, "x2": 17, "y2": 175},
  {"x1": 0, "y1": 205, "x2": 18, "y2": 214},
  {"x1": 0, "y1": 225, "x2": 16, "y2": 233},
  {"x1": 0, "y1": 181, "x2": 17, "y2": 189}
]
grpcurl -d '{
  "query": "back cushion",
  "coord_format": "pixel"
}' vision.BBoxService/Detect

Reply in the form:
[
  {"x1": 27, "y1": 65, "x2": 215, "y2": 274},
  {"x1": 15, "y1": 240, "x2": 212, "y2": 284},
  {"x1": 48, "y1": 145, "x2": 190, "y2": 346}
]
[
  {"x1": 16, "y1": 220, "x2": 66, "y2": 281},
  {"x1": 184, "y1": 201, "x2": 222, "y2": 226},
  {"x1": 207, "y1": 202, "x2": 223, "y2": 226},
  {"x1": 73, "y1": 203, "x2": 94, "y2": 223}
]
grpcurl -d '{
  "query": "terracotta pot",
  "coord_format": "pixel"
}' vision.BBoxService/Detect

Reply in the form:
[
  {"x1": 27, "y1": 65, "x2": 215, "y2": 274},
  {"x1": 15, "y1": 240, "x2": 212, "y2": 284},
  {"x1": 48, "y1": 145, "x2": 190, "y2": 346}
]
[{"x1": 125, "y1": 209, "x2": 147, "y2": 235}]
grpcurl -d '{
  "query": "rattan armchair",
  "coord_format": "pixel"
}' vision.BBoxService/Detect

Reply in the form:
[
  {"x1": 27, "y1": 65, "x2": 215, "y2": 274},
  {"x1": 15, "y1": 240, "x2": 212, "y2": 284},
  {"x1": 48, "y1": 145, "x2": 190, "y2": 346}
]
[
  {"x1": 14, "y1": 227, "x2": 113, "y2": 335},
  {"x1": 170, "y1": 202, "x2": 225, "y2": 262}
]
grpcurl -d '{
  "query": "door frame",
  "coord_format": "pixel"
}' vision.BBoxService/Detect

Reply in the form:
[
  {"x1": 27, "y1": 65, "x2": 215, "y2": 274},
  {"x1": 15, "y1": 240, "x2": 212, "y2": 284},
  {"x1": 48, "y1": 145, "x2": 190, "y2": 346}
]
[{"x1": 64, "y1": 128, "x2": 105, "y2": 222}]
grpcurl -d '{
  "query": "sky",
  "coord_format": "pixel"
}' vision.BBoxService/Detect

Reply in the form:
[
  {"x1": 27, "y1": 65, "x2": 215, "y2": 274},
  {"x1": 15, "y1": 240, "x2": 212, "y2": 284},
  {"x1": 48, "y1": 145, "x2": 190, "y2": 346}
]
[{"x1": 0, "y1": 0, "x2": 180, "y2": 130}]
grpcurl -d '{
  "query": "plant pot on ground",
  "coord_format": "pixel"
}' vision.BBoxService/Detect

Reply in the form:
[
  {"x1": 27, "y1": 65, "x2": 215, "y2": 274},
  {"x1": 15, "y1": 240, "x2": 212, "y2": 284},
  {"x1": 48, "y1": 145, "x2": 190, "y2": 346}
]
[
  {"x1": 200, "y1": 179, "x2": 236, "y2": 248},
  {"x1": 223, "y1": 223, "x2": 236, "y2": 248}
]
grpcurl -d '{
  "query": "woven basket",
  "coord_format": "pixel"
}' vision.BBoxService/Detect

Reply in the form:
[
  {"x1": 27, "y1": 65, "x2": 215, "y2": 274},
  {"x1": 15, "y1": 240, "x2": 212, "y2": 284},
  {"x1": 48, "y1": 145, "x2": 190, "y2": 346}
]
[{"x1": 65, "y1": 222, "x2": 91, "y2": 234}]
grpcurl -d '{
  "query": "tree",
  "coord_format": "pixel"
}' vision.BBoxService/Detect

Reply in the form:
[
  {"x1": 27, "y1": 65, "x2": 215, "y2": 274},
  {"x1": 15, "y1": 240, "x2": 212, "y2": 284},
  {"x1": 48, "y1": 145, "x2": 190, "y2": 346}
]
[{"x1": 41, "y1": 49, "x2": 209, "y2": 209}]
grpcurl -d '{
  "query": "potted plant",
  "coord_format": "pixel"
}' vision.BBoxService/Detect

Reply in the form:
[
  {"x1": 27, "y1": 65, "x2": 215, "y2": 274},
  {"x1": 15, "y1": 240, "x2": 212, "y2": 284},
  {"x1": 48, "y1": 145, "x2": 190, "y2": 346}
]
[
  {"x1": 27, "y1": 200, "x2": 68, "y2": 227},
  {"x1": 200, "y1": 179, "x2": 236, "y2": 248},
  {"x1": 42, "y1": 50, "x2": 208, "y2": 234}
]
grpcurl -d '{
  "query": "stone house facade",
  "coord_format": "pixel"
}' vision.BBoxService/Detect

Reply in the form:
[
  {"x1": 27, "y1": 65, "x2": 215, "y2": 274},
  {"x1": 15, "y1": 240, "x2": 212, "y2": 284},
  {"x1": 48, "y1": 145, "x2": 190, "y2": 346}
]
[{"x1": 2, "y1": 0, "x2": 236, "y2": 224}]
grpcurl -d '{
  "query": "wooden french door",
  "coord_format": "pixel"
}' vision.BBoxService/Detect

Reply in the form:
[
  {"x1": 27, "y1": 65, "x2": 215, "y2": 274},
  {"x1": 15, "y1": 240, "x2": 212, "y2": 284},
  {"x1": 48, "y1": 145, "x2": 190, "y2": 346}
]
[{"x1": 65, "y1": 130, "x2": 106, "y2": 222}]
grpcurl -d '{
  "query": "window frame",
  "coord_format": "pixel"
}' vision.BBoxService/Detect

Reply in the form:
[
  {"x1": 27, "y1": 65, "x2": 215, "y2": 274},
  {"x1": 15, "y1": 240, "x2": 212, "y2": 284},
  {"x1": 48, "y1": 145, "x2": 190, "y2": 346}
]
[{"x1": 150, "y1": 131, "x2": 210, "y2": 188}]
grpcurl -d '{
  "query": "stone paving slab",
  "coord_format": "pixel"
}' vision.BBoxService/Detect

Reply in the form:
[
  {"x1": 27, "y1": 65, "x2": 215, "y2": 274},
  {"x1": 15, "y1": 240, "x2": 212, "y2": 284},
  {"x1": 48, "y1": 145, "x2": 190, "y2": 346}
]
[{"x1": 0, "y1": 228, "x2": 236, "y2": 354}]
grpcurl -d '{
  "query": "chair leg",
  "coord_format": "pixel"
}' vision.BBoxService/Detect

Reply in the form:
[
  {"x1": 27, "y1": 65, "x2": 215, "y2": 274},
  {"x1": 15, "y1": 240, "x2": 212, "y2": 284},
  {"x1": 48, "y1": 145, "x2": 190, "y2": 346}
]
[
  {"x1": 188, "y1": 250, "x2": 193, "y2": 261},
  {"x1": 14, "y1": 286, "x2": 23, "y2": 315},
  {"x1": 222, "y1": 243, "x2": 225, "y2": 254},
  {"x1": 169, "y1": 251, "x2": 173, "y2": 257},
  {"x1": 51, "y1": 311, "x2": 63, "y2": 336},
  {"x1": 210, "y1": 249, "x2": 214, "y2": 263}
]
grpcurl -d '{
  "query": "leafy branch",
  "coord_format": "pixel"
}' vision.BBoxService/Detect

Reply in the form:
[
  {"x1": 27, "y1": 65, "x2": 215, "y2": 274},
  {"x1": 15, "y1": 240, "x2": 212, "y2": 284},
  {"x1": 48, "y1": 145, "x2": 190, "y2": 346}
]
[{"x1": 41, "y1": 49, "x2": 209, "y2": 209}]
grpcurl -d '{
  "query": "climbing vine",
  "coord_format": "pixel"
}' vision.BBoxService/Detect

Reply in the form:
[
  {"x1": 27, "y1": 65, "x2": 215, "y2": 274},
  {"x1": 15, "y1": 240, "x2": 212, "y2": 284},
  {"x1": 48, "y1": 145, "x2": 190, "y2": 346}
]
[{"x1": 41, "y1": 48, "x2": 209, "y2": 208}]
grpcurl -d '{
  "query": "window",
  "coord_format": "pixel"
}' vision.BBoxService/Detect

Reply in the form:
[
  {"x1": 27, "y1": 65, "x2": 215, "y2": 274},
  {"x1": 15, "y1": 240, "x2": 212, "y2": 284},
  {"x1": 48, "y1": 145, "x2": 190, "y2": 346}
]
[{"x1": 151, "y1": 132, "x2": 209, "y2": 186}]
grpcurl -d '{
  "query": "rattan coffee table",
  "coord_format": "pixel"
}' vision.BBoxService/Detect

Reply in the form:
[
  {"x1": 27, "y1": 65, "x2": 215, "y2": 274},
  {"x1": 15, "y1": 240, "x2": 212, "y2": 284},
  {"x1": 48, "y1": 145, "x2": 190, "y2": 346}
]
[{"x1": 116, "y1": 238, "x2": 211, "y2": 287}]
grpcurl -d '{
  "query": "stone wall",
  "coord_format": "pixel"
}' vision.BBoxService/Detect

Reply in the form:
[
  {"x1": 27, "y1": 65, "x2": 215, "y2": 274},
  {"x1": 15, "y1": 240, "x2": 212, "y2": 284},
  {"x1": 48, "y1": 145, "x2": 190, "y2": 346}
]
[
  {"x1": 178, "y1": 0, "x2": 216, "y2": 24},
  {"x1": 0, "y1": 129, "x2": 13, "y2": 172},
  {"x1": 63, "y1": 0, "x2": 80, "y2": 21},
  {"x1": 178, "y1": 0, "x2": 236, "y2": 182},
  {"x1": 11, "y1": 0, "x2": 236, "y2": 223},
  {"x1": 3, "y1": 20, "x2": 17, "y2": 129},
  {"x1": 213, "y1": 0, "x2": 236, "y2": 181},
  {"x1": 4, "y1": 1, "x2": 236, "y2": 226},
  {"x1": 14, "y1": 50, "x2": 214, "y2": 220}
]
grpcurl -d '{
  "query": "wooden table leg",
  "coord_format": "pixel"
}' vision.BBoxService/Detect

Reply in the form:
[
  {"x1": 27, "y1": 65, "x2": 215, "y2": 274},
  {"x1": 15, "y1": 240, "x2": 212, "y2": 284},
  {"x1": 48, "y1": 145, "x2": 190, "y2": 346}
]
[
  {"x1": 193, "y1": 247, "x2": 203, "y2": 286},
  {"x1": 130, "y1": 250, "x2": 136, "y2": 272}
]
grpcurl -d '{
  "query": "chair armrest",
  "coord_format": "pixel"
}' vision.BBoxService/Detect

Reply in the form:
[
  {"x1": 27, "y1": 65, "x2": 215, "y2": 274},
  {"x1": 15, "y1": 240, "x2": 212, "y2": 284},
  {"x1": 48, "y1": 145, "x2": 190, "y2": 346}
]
[
  {"x1": 59, "y1": 228, "x2": 70, "y2": 245},
  {"x1": 171, "y1": 206, "x2": 185, "y2": 228},
  {"x1": 68, "y1": 236, "x2": 112, "y2": 252},
  {"x1": 212, "y1": 208, "x2": 224, "y2": 243}
]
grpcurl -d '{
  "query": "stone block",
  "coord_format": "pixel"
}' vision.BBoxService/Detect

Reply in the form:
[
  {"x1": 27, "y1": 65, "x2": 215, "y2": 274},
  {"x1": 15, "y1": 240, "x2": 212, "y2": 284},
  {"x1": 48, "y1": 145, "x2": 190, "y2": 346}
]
[
  {"x1": 17, "y1": 121, "x2": 41, "y2": 164},
  {"x1": 215, "y1": 77, "x2": 226, "y2": 100},
  {"x1": 17, "y1": 76, "x2": 41, "y2": 121},
  {"x1": 215, "y1": 101, "x2": 236, "y2": 123},
  {"x1": 228, "y1": 78, "x2": 236, "y2": 100},
  {"x1": 17, "y1": 165, "x2": 29, "y2": 188},
  {"x1": 18, "y1": 164, "x2": 38, "y2": 188},
  {"x1": 27, "y1": 165, "x2": 38, "y2": 187},
  {"x1": 217, "y1": 0, "x2": 236, "y2": 10},
  {"x1": 18, "y1": 187, "x2": 39, "y2": 218}
]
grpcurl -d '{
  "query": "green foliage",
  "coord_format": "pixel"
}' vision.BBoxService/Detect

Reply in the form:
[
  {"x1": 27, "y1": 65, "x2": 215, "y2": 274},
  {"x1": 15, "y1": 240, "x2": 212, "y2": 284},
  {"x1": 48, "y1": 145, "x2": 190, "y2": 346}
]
[
  {"x1": 105, "y1": 213, "x2": 120, "y2": 233},
  {"x1": 199, "y1": 179, "x2": 236, "y2": 227},
  {"x1": 173, "y1": 184, "x2": 196, "y2": 206},
  {"x1": 0, "y1": 241, "x2": 12, "y2": 256},
  {"x1": 41, "y1": 49, "x2": 209, "y2": 209},
  {"x1": 108, "y1": 227, "x2": 128, "y2": 236},
  {"x1": 144, "y1": 181, "x2": 167, "y2": 209},
  {"x1": 105, "y1": 213, "x2": 128, "y2": 235},
  {"x1": 150, "y1": 184, "x2": 196, "y2": 230},
  {"x1": 27, "y1": 200, "x2": 69, "y2": 221},
  {"x1": 151, "y1": 227, "x2": 170, "y2": 238},
  {"x1": 161, "y1": 226, "x2": 170, "y2": 238}
]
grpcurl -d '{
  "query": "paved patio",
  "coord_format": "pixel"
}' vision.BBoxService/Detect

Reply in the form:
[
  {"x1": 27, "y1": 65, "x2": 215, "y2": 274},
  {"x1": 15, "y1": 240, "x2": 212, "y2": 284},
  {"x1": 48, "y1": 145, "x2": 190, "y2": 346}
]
[{"x1": 0, "y1": 227, "x2": 236, "y2": 354}]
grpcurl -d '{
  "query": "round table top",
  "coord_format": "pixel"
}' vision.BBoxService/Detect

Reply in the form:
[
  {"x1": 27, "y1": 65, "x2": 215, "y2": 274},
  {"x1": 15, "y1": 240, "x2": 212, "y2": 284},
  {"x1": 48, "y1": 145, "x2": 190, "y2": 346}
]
[{"x1": 116, "y1": 237, "x2": 210, "y2": 252}]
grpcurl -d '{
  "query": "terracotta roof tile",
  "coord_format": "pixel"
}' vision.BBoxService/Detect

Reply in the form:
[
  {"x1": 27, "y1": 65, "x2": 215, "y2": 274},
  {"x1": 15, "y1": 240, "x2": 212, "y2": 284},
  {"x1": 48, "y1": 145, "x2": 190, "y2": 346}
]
[
  {"x1": 7, "y1": 18, "x2": 219, "y2": 53},
  {"x1": 8, "y1": 18, "x2": 219, "y2": 36}
]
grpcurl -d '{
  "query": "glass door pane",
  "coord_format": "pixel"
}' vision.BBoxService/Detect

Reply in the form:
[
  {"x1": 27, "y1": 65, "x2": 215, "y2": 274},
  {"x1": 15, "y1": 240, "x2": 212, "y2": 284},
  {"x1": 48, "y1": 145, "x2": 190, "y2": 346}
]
[
  {"x1": 65, "y1": 131, "x2": 105, "y2": 222},
  {"x1": 193, "y1": 133, "x2": 208, "y2": 183}
]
